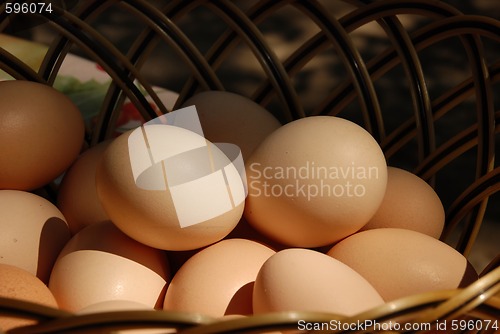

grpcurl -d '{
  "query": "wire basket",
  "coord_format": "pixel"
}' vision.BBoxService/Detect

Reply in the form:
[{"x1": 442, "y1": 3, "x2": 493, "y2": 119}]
[{"x1": 0, "y1": 0, "x2": 499, "y2": 333}]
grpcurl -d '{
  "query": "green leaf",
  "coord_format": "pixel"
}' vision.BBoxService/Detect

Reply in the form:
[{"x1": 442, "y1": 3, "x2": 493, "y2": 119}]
[{"x1": 53, "y1": 76, "x2": 110, "y2": 122}]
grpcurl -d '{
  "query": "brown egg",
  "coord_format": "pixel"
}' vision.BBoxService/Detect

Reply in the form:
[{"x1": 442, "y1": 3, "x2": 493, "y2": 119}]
[
  {"x1": 181, "y1": 91, "x2": 282, "y2": 159},
  {"x1": 360, "y1": 167, "x2": 445, "y2": 238},
  {"x1": 49, "y1": 221, "x2": 170, "y2": 312},
  {"x1": 96, "y1": 125, "x2": 245, "y2": 251},
  {"x1": 0, "y1": 263, "x2": 59, "y2": 331},
  {"x1": 163, "y1": 238, "x2": 275, "y2": 317},
  {"x1": 327, "y1": 228, "x2": 478, "y2": 301},
  {"x1": 0, "y1": 80, "x2": 84, "y2": 190},
  {"x1": 244, "y1": 116, "x2": 387, "y2": 247},
  {"x1": 57, "y1": 140, "x2": 111, "y2": 234},
  {"x1": 0, "y1": 190, "x2": 71, "y2": 284},
  {"x1": 253, "y1": 248, "x2": 384, "y2": 316}
]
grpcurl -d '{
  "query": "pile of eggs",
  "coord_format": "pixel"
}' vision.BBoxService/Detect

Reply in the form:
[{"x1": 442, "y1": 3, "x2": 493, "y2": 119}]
[{"x1": 0, "y1": 80, "x2": 477, "y2": 331}]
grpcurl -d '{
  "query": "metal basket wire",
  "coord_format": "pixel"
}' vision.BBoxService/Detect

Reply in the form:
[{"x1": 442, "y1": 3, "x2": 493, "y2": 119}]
[{"x1": 0, "y1": 0, "x2": 499, "y2": 333}]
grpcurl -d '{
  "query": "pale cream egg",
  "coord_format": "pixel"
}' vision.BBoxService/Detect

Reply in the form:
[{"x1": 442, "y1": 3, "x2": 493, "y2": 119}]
[{"x1": 0, "y1": 190, "x2": 70, "y2": 284}]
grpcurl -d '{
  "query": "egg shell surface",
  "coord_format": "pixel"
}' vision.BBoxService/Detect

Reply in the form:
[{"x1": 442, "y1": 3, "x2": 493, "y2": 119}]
[
  {"x1": 163, "y1": 238, "x2": 275, "y2": 317},
  {"x1": 0, "y1": 190, "x2": 70, "y2": 283},
  {"x1": 0, "y1": 80, "x2": 84, "y2": 190},
  {"x1": 327, "y1": 228, "x2": 478, "y2": 301},
  {"x1": 96, "y1": 125, "x2": 245, "y2": 251},
  {"x1": 360, "y1": 166, "x2": 445, "y2": 238},
  {"x1": 57, "y1": 140, "x2": 111, "y2": 234},
  {"x1": 244, "y1": 116, "x2": 387, "y2": 247},
  {"x1": 0, "y1": 263, "x2": 59, "y2": 331},
  {"x1": 49, "y1": 221, "x2": 170, "y2": 312},
  {"x1": 252, "y1": 248, "x2": 384, "y2": 316}
]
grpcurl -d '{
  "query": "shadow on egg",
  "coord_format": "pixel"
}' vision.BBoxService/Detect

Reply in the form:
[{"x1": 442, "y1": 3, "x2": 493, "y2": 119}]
[
  {"x1": 224, "y1": 281, "x2": 254, "y2": 316},
  {"x1": 37, "y1": 217, "x2": 71, "y2": 284}
]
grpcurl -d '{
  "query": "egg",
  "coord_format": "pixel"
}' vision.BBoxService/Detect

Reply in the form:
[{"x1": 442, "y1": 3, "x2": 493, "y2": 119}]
[
  {"x1": 181, "y1": 90, "x2": 282, "y2": 159},
  {"x1": 0, "y1": 80, "x2": 84, "y2": 190},
  {"x1": 163, "y1": 238, "x2": 275, "y2": 317},
  {"x1": 96, "y1": 121, "x2": 245, "y2": 251},
  {"x1": 57, "y1": 140, "x2": 111, "y2": 234},
  {"x1": 360, "y1": 167, "x2": 445, "y2": 238},
  {"x1": 252, "y1": 248, "x2": 384, "y2": 316},
  {"x1": 244, "y1": 116, "x2": 387, "y2": 247},
  {"x1": 327, "y1": 228, "x2": 478, "y2": 301},
  {"x1": 0, "y1": 190, "x2": 71, "y2": 283},
  {"x1": 49, "y1": 221, "x2": 170, "y2": 312},
  {"x1": 0, "y1": 263, "x2": 59, "y2": 331}
]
